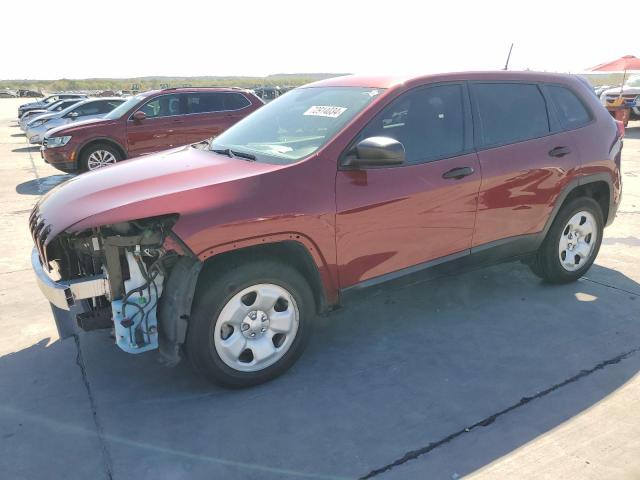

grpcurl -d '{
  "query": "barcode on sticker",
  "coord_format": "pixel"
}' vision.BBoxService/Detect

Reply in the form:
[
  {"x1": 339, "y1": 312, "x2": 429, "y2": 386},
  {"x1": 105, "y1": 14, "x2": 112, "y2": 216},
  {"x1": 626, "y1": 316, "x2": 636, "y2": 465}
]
[{"x1": 303, "y1": 106, "x2": 347, "y2": 118}]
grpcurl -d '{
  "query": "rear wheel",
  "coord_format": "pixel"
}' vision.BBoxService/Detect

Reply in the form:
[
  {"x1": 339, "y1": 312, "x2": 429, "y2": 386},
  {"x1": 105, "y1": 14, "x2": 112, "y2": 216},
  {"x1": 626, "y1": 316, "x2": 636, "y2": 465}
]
[
  {"x1": 186, "y1": 260, "x2": 314, "y2": 388},
  {"x1": 529, "y1": 197, "x2": 603, "y2": 283},
  {"x1": 80, "y1": 143, "x2": 121, "y2": 172}
]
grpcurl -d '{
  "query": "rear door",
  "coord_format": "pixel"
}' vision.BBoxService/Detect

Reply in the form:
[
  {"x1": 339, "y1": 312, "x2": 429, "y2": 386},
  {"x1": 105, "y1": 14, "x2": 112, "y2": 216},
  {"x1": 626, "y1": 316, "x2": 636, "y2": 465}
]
[
  {"x1": 335, "y1": 83, "x2": 481, "y2": 287},
  {"x1": 469, "y1": 82, "x2": 581, "y2": 247},
  {"x1": 182, "y1": 92, "x2": 254, "y2": 145},
  {"x1": 125, "y1": 93, "x2": 186, "y2": 156}
]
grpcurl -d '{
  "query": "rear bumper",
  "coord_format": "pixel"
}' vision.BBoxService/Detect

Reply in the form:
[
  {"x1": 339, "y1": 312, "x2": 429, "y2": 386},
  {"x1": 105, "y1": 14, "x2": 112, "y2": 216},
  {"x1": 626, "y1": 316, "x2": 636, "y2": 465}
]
[{"x1": 31, "y1": 247, "x2": 110, "y2": 311}]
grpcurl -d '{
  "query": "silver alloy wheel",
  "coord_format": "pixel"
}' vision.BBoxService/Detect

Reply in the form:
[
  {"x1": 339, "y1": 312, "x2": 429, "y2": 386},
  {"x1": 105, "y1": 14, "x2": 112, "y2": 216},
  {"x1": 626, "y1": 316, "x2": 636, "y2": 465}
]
[
  {"x1": 87, "y1": 149, "x2": 117, "y2": 170},
  {"x1": 558, "y1": 210, "x2": 597, "y2": 272},
  {"x1": 213, "y1": 283, "x2": 300, "y2": 372}
]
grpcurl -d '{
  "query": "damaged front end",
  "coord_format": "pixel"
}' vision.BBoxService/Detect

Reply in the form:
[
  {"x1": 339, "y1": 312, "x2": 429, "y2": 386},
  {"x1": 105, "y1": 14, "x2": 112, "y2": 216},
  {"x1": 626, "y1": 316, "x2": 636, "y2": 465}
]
[{"x1": 30, "y1": 211, "x2": 201, "y2": 365}]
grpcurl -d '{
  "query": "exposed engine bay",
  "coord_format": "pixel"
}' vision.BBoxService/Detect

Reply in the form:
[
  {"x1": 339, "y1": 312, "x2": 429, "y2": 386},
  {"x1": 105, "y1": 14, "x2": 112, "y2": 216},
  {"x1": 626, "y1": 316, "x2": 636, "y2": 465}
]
[{"x1": 42, "y1": 215, "x2": 200, "y2": 362}]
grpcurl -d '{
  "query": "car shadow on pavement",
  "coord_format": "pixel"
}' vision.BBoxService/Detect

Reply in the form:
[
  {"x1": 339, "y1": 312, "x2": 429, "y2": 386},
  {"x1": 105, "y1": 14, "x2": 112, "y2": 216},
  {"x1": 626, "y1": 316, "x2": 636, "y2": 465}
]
[
  {"x1": 16, "y1": 174, "x2": 74, "y2": 195},
  {"x1": 12, "y1": 146, "x2": 40, "y2": 153},
  {"x1": 1, "y1": 262, "x2": 639, "y2": 480},
  {"x1": 10, "y1": 133, "x2": 25, "y2": 137}
]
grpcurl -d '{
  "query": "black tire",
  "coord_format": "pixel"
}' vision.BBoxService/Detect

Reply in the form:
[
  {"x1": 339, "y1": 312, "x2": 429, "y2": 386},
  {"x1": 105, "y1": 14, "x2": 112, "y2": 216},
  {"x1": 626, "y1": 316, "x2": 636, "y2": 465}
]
[
  {"x1": 80, "y1": 143, "x2": 122, "y2": 172},
  {"x1": 186, "y1": 260, "x2": 315, "y2": 388},
  {"x1": 529, "y1": 197, "x2": 603, "y2": 283}
]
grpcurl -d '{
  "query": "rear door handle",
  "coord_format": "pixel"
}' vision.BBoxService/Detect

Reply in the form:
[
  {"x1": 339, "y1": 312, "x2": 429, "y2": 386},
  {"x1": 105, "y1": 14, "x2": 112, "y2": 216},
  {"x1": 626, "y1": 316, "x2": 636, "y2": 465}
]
[
  {"x1": 549, "y1": 146, "x2": 571, "y2": 157},
  {"x1": 442, "y1": 166, "x2": 474, "y2": 180}
]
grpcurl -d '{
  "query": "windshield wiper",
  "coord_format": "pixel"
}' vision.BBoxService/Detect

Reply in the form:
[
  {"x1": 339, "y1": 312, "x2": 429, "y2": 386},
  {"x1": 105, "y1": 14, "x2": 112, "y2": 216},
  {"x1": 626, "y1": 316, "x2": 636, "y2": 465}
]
[{"x1": 212, "y1": 147, "x2": 256, "y2": 161}]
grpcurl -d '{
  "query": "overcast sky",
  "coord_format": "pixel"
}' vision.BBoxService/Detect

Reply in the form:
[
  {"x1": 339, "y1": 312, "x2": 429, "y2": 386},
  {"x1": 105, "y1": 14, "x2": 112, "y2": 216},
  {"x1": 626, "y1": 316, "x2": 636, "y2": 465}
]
[{"x1": 1, "y1": 0, "x2": 636, "y2": 79}]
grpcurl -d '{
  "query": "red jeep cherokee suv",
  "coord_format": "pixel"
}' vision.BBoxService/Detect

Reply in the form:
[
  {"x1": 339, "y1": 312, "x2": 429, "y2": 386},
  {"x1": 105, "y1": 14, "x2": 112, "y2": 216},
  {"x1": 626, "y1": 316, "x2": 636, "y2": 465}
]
[
  {"x1": 30, "y1": 72, "x2": 622, "y2": 387},
  {"x1": 41, "y1": 87, "x2": 263, "y2": 172}
]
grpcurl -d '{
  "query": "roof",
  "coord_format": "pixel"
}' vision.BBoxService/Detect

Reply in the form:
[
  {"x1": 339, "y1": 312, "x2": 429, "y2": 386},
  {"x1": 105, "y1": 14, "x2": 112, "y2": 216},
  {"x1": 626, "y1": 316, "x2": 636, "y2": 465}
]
[{"x1": 304, "y1": 71, "x2": 580, "y2": 89}]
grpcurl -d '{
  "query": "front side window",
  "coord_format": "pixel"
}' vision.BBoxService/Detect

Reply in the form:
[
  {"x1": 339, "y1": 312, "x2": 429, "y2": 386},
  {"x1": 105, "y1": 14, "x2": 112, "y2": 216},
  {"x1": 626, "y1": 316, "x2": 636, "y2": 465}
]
[
  {"x1": 210, "y1": 86, "x2": 383, "y2": 164},
  {"x1": 70, "y1": 102, "x2": 103, "y2": 116},
  {"x1": 139, "y1": 94, "x2": 183, "y2": 118},
  {"x1": 473, "y1": 83, "x2": 550, "y2": 147},
  {"x1": 545, "y1": 85, "x2": 591, "y2": 129},
  {"x1": 356, "y1": 84, "x2": 466, "y2": 164}
]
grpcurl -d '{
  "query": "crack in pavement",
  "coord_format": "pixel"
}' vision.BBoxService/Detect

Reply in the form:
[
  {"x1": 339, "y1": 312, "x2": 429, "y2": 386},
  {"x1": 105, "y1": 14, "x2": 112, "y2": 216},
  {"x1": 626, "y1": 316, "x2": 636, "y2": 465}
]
[
  {"x1": 359, "y1": 346, "x2": 640, "y2": 479},
  {"x1": 581, "y1": 276, "x2": 640, "y2": 297},
  {"x1": 74, "y1": 335, "x2": 114, "y2": 480}
]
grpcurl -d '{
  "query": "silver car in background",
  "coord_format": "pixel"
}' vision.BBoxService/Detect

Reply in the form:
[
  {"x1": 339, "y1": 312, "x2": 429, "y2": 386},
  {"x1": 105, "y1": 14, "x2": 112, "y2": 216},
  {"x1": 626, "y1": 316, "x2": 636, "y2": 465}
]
[
  {"x1": 26, "y1": 97, "x2": 126, "y2": 144},
  {"x1": 19, "y1": 98, "x2": 85, "y2": 130}
]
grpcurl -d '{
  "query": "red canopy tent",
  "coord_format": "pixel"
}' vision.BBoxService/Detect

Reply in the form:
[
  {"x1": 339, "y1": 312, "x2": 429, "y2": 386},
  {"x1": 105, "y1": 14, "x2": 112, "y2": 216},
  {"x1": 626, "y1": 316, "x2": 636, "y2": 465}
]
[
  {"x1": 589, "y1": 55, "x2": 640, "y2": 72},
  {"x1": 588, "y1": 55, "x2": 640, "y2": 126}
]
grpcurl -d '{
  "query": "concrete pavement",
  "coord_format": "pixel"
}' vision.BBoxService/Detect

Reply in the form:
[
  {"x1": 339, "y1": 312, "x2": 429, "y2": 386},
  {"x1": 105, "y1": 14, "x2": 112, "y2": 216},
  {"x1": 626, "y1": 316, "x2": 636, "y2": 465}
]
[{"x1": 1, "y1": 97, "x2": 639, "y2": 479}]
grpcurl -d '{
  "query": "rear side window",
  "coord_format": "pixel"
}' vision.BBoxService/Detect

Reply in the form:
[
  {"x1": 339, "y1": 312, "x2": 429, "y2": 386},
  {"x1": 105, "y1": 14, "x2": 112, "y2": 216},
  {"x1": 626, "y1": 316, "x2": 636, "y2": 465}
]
[
  {"x1": 545, "y1": 85, "x2": 591, "y2": 129},
  {"x1": 472, "y1": 83, "x2": 550, "y2": 147},
  {"x1": 224, "y1": 93, "x2": 251, "y2": 110},
  {"x1": 357, "y1": 84, "x2": 466, "y2": 164},
  {"x1": 187, "y1": 93, "x2": 224, "y2": 114}
]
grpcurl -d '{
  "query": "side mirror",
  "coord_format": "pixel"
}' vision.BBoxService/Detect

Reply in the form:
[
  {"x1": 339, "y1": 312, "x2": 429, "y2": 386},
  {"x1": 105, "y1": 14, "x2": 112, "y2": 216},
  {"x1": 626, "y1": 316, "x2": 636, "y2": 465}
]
[
  {"x1": 68, "y1": 111, "x2": 79, "y2": 119},
  {"x1": 132, "y1": 111, "x2": 146, "y2": 122},
  {"x1": 342, "y1": 136, "x2": 405, "y2": 168}
]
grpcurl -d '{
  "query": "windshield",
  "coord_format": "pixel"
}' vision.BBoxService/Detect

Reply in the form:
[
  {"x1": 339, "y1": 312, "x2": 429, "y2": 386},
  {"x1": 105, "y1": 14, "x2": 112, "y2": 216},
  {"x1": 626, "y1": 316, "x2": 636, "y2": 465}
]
[
  {"x1": 103, "y1": 94, "x2": 146, "y2": 120},
  {"x1": 210, "y1": 86, "x2": 384, "y2": 164},
  {"x1": 44, "y1": 96, "x2": 58, "y2": 104}
]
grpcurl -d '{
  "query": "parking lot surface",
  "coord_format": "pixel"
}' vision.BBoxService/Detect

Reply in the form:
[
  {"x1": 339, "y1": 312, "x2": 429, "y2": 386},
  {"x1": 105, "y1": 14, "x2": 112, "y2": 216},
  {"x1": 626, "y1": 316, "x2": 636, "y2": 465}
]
[{"x1": 1, "y1": 97, "x2": 639, "y2": 479}]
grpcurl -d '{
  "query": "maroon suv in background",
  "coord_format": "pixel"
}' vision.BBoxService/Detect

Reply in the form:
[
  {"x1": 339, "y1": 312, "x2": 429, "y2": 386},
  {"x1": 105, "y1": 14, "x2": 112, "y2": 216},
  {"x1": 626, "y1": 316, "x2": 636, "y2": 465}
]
[{"x1": 41, "y1": 87, "x2": 264, "y2": 172}]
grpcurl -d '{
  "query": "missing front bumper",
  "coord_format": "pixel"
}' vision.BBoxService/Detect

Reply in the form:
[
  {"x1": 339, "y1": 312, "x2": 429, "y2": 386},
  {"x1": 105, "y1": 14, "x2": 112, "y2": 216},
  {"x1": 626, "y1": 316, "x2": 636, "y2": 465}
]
[{"x1": 31, "y1": 247, "x2": 109, "y2": 310}]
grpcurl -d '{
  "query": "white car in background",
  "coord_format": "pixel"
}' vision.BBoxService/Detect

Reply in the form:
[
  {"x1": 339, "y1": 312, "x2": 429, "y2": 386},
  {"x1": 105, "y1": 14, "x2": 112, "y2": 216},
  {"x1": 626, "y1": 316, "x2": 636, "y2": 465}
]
[
  {"x1": 25, "y1": 97, "x2": 126, "y2": 144},
  {"x1": 19, "y1": 98, "x2": 85, "y2": 130},
  {"x1": 600, "y1": 74, "x2": 640, "y2": 119}
]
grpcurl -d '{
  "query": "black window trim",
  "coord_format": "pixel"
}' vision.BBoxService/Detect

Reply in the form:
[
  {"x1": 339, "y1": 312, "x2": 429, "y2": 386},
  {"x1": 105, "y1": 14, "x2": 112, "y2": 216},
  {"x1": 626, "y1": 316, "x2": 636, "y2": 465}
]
[
  {"x1": 540, "y1": 82, "x2": 595, "y2": 133},
  {"x1": 339, "y1": 81, "x2": 475, "y2": 170},
  {"x1": 468, "y1": 80, "x2": 555, "y2": 151}
]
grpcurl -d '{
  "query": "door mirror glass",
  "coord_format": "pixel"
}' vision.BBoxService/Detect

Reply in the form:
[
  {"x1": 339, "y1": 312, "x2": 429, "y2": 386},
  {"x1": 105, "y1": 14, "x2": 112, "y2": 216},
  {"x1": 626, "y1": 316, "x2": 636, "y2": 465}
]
[
  {"x1": 68, "y1": 111, "x2": 79, "y2": 119},
  {"x1": 342, "y1": 136, "x2": 405, "y2": 168},
  {"x1": 132, "y1": 111, "x2": 146, "y2": 121}
]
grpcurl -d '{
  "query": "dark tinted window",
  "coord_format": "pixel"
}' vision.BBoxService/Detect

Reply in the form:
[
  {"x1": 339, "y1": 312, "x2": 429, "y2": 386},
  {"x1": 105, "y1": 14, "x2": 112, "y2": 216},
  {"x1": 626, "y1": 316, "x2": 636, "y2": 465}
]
[
  {"x1": 102, "y1": 100, "x2": 125, "y2": 112},
  {"x1": 545, "y1": 85, "x2": 591, "y2": 129},
  {"x1": 358, "y1": 84, "x2": 465, "y2": 164},
  {"x1": 473, "y1": 83, "x2": 549, "y2": 146},
  {"x1": 187, "y1": 93, "x2": 224, "y2": 114},
  {"x1": 224, "y1": 93, "x2": 251, "y2": 110},
  {"x1": 139, "y1": 94, "x2": 183, "y2": 118}
]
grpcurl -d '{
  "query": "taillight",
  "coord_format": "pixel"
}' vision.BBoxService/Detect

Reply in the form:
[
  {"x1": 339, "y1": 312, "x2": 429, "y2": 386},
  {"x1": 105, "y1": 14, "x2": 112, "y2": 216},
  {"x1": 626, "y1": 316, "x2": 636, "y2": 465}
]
[{"x1": 615, "y1": 120, "x2": 625, "y2": 138}]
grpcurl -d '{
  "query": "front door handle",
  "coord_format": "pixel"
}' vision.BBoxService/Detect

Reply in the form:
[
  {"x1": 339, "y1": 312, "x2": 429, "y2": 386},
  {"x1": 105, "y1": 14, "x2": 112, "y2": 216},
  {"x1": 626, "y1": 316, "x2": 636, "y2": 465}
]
[
  {"x1": 442, "y1": 166, "x2": 474, "y2": 180},
  {"x1": 549, "y1": 146, "x2": 571, "y2": 157}
]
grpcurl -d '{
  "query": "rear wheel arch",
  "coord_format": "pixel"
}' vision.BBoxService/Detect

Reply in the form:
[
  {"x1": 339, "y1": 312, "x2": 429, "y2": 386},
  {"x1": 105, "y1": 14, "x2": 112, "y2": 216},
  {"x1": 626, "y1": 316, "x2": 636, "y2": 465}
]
[{"x1": 545, "y1": 174, "x2": 613, "y2": 236}]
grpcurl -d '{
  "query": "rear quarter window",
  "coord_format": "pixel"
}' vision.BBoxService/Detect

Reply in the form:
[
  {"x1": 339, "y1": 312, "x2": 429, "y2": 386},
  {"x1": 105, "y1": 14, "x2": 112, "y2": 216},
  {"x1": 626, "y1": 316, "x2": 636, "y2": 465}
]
[
  {"x1": 224, "y1": 93, "x2": 251, "y2": 110},
  {"x1": 544, "y1": 84, "x2": 592, "y2": 130},
  {"x1": 472, "y1": 83, "x2": 550, "y2": 147}
]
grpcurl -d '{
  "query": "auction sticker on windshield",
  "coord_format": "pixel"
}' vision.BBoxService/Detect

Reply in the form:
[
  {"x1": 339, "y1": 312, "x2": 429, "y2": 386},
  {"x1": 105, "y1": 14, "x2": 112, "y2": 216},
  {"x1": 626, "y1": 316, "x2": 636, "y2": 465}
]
[{"x1": 304, "y1": 106, "x2": 347, "y2": 118}]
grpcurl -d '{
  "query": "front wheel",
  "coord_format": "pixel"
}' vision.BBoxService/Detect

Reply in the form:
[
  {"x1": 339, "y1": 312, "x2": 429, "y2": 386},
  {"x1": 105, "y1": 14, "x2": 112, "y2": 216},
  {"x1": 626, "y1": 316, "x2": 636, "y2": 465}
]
[
  {"x1": 529, "y1": 197, "x2": 603, "y2": 283},
  {"x1": 186, "y1": 260, "x2": 314, "y2": 388},
  {"x1": 80, "y1": 143, "x2": 122, "y2": 172}
]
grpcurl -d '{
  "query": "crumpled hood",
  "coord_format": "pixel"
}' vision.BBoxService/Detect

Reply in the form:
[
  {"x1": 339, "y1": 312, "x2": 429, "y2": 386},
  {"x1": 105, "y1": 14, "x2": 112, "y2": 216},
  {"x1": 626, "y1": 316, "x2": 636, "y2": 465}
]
[{"x1": 34, "y1": 146, "x2": 283, "y2": 243}]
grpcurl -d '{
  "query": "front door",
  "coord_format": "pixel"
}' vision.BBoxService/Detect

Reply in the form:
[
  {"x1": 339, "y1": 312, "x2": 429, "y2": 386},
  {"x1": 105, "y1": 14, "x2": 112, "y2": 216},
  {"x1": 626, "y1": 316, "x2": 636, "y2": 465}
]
[
  {"x1": 126, "y1": 93, "x2": 186, "y2": 156},
  {"x1": 336, "y1": 83, "x2": 481, "y2": 288}
]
